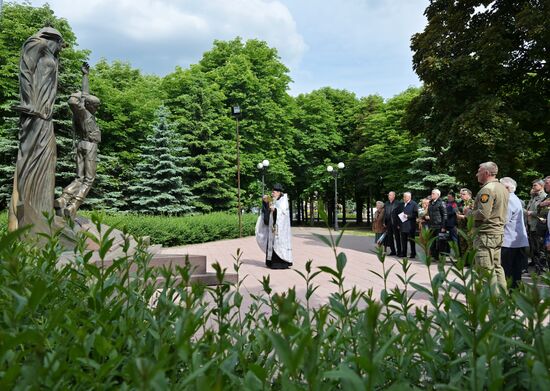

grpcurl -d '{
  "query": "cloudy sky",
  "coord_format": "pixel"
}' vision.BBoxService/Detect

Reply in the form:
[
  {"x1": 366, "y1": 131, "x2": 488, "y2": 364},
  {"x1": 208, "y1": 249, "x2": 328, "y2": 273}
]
[{"x1": 22, "y1": 0, "x2": 429, "y2": 98}]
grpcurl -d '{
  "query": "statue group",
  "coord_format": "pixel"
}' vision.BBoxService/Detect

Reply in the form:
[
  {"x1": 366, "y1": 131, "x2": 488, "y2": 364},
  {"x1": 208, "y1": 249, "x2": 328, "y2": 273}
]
[{"x1": 8, "y1": 26, "x2": 100, "y2": 241}]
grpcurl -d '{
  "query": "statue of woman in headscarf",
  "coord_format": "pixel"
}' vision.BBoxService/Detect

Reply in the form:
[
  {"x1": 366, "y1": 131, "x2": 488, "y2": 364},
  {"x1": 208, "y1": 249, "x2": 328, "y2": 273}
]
[{"x1": 8, "y1": 26, "x2": 64, "y2": 231}]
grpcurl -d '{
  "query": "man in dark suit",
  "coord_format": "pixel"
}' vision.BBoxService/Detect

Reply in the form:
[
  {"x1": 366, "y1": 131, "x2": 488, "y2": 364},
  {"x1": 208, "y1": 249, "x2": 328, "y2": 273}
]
[
  {"x1": 384, "y1": 191, "x2": 403, "y2": 256},
  {"x1": 399, "y1": 192, "x2": 419, "y2": 258}
]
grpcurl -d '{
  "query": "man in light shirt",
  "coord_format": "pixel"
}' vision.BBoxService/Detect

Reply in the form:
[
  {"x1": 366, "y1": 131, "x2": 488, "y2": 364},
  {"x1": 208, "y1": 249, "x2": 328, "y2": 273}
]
[{"x1": 500, "y1": 177, "x2": 529, "y2": 289}]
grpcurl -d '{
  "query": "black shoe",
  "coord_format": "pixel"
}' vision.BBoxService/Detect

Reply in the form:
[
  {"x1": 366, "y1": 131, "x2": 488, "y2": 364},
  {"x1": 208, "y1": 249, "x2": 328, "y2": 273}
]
[
  {"x1": 397, "y1": 253, "x2": 406, "y2": 257},
  {"x1": 269, "y1": 262, "x2": 290, "y2": 270},
  {"x1": 410, "y1": 254, "x2": 416, "y2": 259},
  {"x1": 389, "y1": 252, "x2": 397, "y2": 256}
]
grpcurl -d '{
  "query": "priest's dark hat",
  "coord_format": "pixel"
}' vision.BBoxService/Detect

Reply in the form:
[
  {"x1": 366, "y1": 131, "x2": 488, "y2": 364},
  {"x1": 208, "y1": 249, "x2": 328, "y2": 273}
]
[{"x1": 272, "y1": 183, "x2": 284, "y2": 191}]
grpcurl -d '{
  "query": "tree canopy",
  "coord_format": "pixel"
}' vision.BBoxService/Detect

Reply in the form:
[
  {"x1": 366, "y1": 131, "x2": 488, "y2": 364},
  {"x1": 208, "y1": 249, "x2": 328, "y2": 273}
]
[{"x1": 406, "y1": 0, "x2": 550, "y2": 191}]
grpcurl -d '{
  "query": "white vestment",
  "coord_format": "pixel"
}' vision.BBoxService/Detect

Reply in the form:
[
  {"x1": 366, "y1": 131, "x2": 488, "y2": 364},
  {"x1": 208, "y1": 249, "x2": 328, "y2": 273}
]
[{"x1": 255, "y1": 194, "x2": 293, "y2": 263}]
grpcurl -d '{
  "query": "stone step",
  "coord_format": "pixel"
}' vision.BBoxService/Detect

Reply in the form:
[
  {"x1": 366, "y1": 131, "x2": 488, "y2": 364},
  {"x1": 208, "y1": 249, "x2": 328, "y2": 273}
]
[
  {"x1": 148, "y1": 253, "x2": 207, "y2": 274},
  {"x1": 91, "y1": 253, "x2": 207, "y2": 274},
  {"x1": 153, "y1": 272, "x2": 239, "y2": 287}
]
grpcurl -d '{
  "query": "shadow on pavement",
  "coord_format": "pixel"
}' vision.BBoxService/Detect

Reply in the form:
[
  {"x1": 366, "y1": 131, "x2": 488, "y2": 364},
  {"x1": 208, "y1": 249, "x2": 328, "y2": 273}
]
[{"x1": 242, "y1": 258, "x2": 267, "y2": 268}]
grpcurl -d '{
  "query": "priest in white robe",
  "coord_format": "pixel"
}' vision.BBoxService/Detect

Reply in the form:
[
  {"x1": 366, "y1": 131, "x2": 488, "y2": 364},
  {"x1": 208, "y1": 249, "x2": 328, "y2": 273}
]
[{"x1": 255, "y1": 183, "x2": 293, "y2": 269}]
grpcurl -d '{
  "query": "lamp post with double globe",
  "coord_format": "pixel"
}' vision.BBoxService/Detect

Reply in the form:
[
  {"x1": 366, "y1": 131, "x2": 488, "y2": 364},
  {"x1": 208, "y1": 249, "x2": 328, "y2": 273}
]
[
  {"x1": 327, "y1": 162, "x2": 345, "y2": 230},
  {"x1": 257, "y1": 159, "x2": 269, "y2": 196}
]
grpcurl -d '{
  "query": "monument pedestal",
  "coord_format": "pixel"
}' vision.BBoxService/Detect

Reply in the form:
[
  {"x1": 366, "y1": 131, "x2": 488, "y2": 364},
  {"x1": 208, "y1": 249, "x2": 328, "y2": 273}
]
[{"x1": 58, "y1": 215, "x2": 238, "y2": 286}]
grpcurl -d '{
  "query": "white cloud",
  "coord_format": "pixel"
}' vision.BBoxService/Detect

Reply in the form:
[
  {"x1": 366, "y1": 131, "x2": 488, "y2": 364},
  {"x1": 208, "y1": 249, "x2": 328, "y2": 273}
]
[
  {"x1": 24, "y1": 0, "x2": 306, "y2": 73},
  {"x1": 18, "y1": 0, "x2": 429, "y2": 97}
]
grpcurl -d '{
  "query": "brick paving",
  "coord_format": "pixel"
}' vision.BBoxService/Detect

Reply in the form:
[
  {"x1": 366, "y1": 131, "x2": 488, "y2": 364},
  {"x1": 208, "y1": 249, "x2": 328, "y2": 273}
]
[{"x1": 162, "y1": 227, "x2": 440, "y2": 308}]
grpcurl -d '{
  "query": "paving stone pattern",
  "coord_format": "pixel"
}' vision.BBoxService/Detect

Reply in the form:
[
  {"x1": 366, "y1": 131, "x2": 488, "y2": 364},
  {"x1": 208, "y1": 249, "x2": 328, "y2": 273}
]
[{"x1": 162, "y1": 227, "x2": 440, "y2": 309}]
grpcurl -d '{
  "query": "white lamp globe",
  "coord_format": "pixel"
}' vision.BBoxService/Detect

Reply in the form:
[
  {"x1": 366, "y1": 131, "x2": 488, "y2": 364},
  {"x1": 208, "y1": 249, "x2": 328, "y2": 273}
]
[
  {"x1": 257, "y1": 163, "x2": 263, "y2": 169},
  {"x1": 327, "y1": 165, "x2": 334, "y2": 172},
  {"x1": 262, "y1": 159, "x2": 270, "y2": 167},
  {"x1": 338, "y1": 162, "x2": 345, "y2": 169}
]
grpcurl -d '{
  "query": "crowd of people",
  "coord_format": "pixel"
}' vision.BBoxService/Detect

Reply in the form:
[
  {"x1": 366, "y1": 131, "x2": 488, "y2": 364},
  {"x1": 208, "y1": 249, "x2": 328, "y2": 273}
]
[{"x1": 372, "y1": 162, "x2": 550, "y2": 292}]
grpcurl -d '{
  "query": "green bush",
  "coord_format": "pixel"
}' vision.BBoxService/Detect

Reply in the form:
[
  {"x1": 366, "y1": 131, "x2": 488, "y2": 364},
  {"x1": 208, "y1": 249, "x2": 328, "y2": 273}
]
[
  {"x1": 1, "y1": 218, "x2": 550, "y2": 389},
  {"x1": 81, "y1": 211, "x2": 258, "y2": 246},
  {"x1": 0, "y1": 211, "x2": 257, "y2": 246},
  {"x1": 0, "y1": 211, "x2": 6, "y2": 236}
]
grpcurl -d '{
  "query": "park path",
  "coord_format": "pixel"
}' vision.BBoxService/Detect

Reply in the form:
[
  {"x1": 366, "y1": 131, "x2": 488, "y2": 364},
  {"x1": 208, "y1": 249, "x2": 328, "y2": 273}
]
[{"x1": 162, "y1": 227, "x2": 438, "y2": 309}]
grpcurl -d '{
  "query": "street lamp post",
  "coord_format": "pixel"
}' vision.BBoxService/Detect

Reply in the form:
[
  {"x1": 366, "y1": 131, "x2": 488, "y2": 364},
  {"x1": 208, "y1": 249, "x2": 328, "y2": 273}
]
[
  {"x1": 257, "y1": 159, "x2": 269, "y2": 196},
  {"x1": 327, "y1": 162, "x2": 345, "y2": 230},
  {"x1": 232, "y1": 105, "x2": 242, "y2": 238},
  {"x1": 311, "y1": 190, "x2": 318, "y2": 226}
]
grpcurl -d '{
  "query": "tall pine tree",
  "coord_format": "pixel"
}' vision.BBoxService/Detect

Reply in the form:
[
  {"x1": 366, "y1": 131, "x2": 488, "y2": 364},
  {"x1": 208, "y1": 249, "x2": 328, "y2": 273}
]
[
  {"x1": 128, "y1": 107, "x2": 195, "y2": 215},
  {"x1": 406, "y1": 144, "x2": 459, "y2": 195}
]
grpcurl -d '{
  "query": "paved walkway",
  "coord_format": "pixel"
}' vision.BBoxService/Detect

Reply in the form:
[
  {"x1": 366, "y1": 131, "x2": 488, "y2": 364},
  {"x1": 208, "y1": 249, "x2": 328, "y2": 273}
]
[{"x1": 162, "y1": 227, "x2": 438, "y2": 308}]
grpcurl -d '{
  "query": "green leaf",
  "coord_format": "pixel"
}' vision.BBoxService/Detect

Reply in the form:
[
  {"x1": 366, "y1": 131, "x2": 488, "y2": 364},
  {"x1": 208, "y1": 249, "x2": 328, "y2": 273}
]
[
  {"x1": 27, "y1": 279, "x2": 47, "y2": 311},
  {"x1": 335, "y1": 227, "x2": 346, "y2": 247},
  {"x1": 324, "y1": 364, "x2": 365, "y2": 391},
  {"x1": 244, "y1": 370, "x2": 263, "y2": 390},
  {"x1": 248, "y1": 363, "x2": 267, "y2": 383},
  {"x1": 5, "y1": 288, "x2": 28, "y2": 316},
  {"x1": 318, "y1": 200, "x2": 328, "y2": 223},
  {"x1": 409, "y1": 282, "x2": 433, "y2": 298},
  {"x1": 266, "y1": 331, "x2": 294, "y2": 372},
  {"x1": 318, "y1": 266, "x2": 339, "y2": 278},
  {"x1": 336, "y1": 252, "x2": 347, "y2": 274},
  {"x1": 312, "y1": 232, "x2": 333, "y2": 247},
  {"x1": 532, "y1": 360, "x2": 550, "y2": 390}
]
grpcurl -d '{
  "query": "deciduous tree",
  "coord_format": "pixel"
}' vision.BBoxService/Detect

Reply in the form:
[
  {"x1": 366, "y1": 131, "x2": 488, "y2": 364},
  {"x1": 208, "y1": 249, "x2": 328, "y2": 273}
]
[{"x1": 407, "y1": 0, "x2": 550, "y2": 189}]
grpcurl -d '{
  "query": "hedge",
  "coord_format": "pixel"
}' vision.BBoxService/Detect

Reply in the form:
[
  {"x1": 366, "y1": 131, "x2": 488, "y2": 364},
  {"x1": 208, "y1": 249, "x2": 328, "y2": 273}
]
[
  {"x1": 1, "y1": 211, "x2": 258, "y2": 247},
  {"x1": 88, "y1": 212, "x2": 258, "y2": 246}
]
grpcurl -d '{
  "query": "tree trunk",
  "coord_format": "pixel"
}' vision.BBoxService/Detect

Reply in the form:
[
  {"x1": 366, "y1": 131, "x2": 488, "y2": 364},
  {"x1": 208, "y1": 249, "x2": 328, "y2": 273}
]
[
  {"x1": 310, "y1": 196, "x2": 315, "y2": 226},
  {"x1": 356, "y1": 197, "x2": 363, "y2": 224},
  {"x1": 366, "y1": 191, "x2": 372, "y2": 226},
  {"x1": 297, "y1": 197, "x2": 301, "y2": 224},
  {"x1": 289, "y1": 197, "x2": 293, "y2": 225},
  {"x1": 342, "y1": 194, "x2": 346, "y2": 225}
]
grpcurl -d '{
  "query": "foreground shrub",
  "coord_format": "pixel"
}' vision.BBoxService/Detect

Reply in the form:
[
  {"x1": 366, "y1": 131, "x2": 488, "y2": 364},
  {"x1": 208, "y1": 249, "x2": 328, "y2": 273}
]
[
  {"x1": 1, "y1": 217, "x2": 549, "y2": 389},
  {"x1": 81, "y1": 211, "x2": 258, "y2": 246},
  {"x1": 0, "y1": 211, "x2": 6, "y2": 236}
]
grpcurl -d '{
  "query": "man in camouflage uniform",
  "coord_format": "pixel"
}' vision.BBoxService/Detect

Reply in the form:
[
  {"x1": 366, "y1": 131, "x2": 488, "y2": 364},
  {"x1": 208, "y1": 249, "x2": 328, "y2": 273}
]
[{"x1": 473, "y1": 162, "x2": 509, "y2": 294}]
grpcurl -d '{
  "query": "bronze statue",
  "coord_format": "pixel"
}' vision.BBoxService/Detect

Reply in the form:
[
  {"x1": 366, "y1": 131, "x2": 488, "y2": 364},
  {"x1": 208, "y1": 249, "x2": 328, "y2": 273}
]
[
  {"x1": 55, "y1": 62, "x2": 101, "y2": 218},
  {"x1": 9, "y1": 27, "x2": 64, "y2": 231}
]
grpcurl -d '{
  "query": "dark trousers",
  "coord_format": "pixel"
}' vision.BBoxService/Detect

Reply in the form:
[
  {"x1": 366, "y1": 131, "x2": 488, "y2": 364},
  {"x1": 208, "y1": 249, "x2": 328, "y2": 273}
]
[
  {"x1": 448, "y1": 227, "x2": 458, "y2": 244},
  {"x1": 385, "y1": 224, "x2": 401, "y2": 255},
  {"x1": 528, "y1": 230, "x2": 547, "y2": 271},
  {"x1": 430, "y1": 229, "x2": 441, "y2": 260},
  {"x1": 501, "y1": 247, "x2": 527, "y2": 289},
  {"x1": 400, "y1": 231, "x2": 416, "y2": 257}
]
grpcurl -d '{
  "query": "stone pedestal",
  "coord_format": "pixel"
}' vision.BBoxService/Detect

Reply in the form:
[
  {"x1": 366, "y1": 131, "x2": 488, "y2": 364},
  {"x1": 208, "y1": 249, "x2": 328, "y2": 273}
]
[{"x1": 58, "y1": 216, "x2": 238, "y2": 286}]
